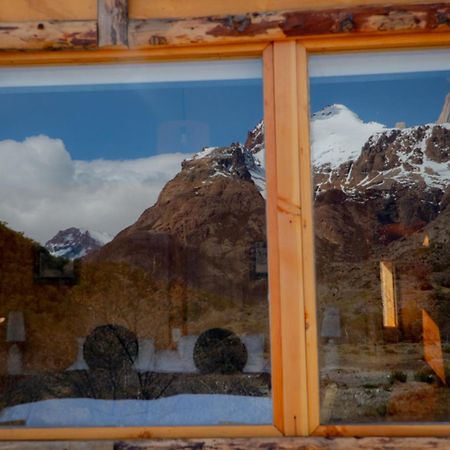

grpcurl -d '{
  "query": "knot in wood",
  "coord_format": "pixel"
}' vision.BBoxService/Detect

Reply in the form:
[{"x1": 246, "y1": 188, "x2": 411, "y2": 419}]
[
  {"x1": 339, "y1": 16, "x2": 354, "y2": 32},
  {"x1": 437, "y1": 11, "x2": 450, "y2": 26},
  {"x1": 149, "y1": 35, "x2": 168, "y2": 45},
  {"x1": 225, "y1": 14, "x2": 252, "y2": 33}
]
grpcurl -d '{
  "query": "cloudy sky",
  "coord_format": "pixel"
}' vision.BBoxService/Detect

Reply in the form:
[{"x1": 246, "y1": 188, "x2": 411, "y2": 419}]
[{"x1": 0, "y1": 65, "x2": 263, "y2": 244}]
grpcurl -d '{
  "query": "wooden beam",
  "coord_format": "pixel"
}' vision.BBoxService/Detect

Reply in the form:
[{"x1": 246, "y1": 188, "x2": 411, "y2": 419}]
[
  {"x1": 0, "y1": 425, "x2": 280, "y2": 442},
  {"x1": 0, "y1": 0, "x2": 96, "y2": 22},
  {"x1": 0, "y1": 43, "x2": 266, "y2": 66},
  {"x1": 296, "y1": 42, "x2": 321, "y2": 435},
  {"x1": 272, "y1": 40, "x2": 308, "y2": 436},
  {"x1": 128, "y1": 3, "x2": 450, "y2": 48},
  {"x1": 98, "y1": 0, "x2": 129, "y2": 47},
  {"x1": 115, "y1": 437, "x2": 450, "y2": 449},
  {"x1": 6, "y1": 437, "x2": 450, "y2": 449},
  {"x1": 0, "y1": 21, "x2": 97, "y2": 50},
  {"x1": 129, "y1": 0, "x2": 450, "y2": 19},
  {"x1": 263, "y1": 43, "x2": 284, "y2": 435}
]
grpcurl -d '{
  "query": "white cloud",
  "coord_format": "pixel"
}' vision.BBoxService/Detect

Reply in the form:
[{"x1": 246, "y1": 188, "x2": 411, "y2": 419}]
[{"x1": 0, "y1": 135, "x2": 189, "y2": 244}]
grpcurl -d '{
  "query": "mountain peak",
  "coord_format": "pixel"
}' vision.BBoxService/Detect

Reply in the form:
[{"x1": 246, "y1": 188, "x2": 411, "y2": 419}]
[
  {"x1": 311, "y1": 104, "x2": 386, "y2": 168},
  {"x1": 437, "y1": 91, "x2": 450, "y2": 124},
  {"x1": 45, "y1": 227, "x2": 112, "y2": 259},
  {"x1": 312, "y1": 104, "x2": 359, "y2": 121},
  {"x1": 184, "y1": 122, "x2": 265, "y2": 197}
]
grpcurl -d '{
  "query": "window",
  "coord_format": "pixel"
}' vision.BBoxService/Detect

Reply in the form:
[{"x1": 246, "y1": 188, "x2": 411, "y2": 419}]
[
  {"x1": 0, "y1": 5, "x2": 450, "y2": 439},
  {"x1": 305, "y1": 46, "x2": 450, "y2": 434},
  {"x1": 0, "y1": 58, "x2": 277, "y2": 433}
]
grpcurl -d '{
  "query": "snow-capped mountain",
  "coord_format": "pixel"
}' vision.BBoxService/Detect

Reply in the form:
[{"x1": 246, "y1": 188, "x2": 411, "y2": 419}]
[
  {"x1": 186, "y1": 120, "x2": 266, "y2": 198},
  {"x1": 311, "y1": 104, "x2": 450, "y2": 195},
  {"x1": 88, "y1": 122, "x2": 267, "y2": 302},
  {"x1": 311, "y1": 104, "x2": 385, "y2": 169},
  {"x1": 45, "y1": 227, "x2": 112, "y2": 259}
]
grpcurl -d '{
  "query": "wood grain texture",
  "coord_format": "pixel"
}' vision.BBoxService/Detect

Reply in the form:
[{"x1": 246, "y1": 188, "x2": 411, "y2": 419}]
[
  {"x1": 129, "y1": 0, "x2": 450, "y2": 19},
  {"x1": 98, "y1": 0, "x2": 129, "y2": 47},
  {"x1": 0, "y1": 444, "x2": 112, "y2": 450},
  {"x1": 263, "y1": 43, "x2": 284, "y2": 434},
  {"x1": 272, "y1": 40, "x2": 308, "y2": 436},
  {"x1": 0, "y1": 0, "x2": 96, "y2": 22},
  {"x1": 0, "y1": 425, "x2": 280, "y2": 441},
  {"x1": 295, "y1": 42, "x2": 321, "y2": 435},
  {"x1": 6, "y1": 437, "x2": 450, "y2": 449},
  {"x1": 302, "y1": 31, "x2": 450, "y2": 51},
  {"x1": 114, "y1": 437, "x2": 450, "y2": 449},
  {"x1": 0, "y1": 44, "x2": 266, "y2": 66},
  {"x1": 128, "y1": 3, "x2": 450, "y2": 48},
  {"x1": 0, "y1": 20, "x2": 97, "y2": 50}
]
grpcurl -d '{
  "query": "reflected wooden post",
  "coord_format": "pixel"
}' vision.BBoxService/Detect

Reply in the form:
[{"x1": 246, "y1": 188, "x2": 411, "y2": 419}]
[
  {"x1": 380, "y1": 260, "x2": 398, "y2": 329},
  {"x1": 422, "y1": 309, "x2": 446, "y2": 385}
]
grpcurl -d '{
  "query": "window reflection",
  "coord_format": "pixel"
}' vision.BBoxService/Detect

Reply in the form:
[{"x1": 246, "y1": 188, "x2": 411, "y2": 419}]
[
  {"x1": 0, "y1": 61, "x2": 272, "y2": 427},
  {"x1": 310, "y1": 50, "x2": 450, "y2": 423}
]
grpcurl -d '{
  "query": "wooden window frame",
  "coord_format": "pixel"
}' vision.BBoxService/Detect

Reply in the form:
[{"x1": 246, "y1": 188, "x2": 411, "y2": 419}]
[
  {"x1": 0, "y1": 0, "x2": 450, "y2": 442},
  {"x1": 296, "y1": 34, "x2": 450, "y2": 438}
]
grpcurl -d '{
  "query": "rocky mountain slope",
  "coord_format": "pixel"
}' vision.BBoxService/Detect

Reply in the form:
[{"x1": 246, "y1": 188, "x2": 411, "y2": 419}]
[
  {"x1": 45, "y1": 227, "x2": 112, "y2": 259},
  {"x1": 88, "y1": 123, "x2": 267, "y2": 305},
  {"x1": 311, "y1": 97, "x2": 450, "y2": 345},
  {"x1": 312, "y1": 104, "x2": 449, "y2": 266}
]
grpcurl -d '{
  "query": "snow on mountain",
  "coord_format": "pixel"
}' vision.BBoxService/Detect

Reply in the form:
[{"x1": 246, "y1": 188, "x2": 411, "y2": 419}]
[
  {"x1": 187, "y1": 121, "x2": 266, "y2": 198},
  {"x1": 311, "y1": 104, "x2": 386, "y2": 168},
  {"x1": 45, "y1": 227, "x2": 112, "y2": 259},
  {"x1": 353, "y1": 123, "x2": 450, "y2": 191}
]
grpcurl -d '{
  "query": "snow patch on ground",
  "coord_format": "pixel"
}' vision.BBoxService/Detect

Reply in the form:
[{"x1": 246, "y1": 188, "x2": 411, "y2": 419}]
[{"x1": 0, "y1": 395, "x2": 272, "y2": 427}]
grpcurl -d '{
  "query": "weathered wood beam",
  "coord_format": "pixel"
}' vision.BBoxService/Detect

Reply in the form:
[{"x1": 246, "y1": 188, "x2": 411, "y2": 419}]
[
  {"x1": 129, "y1": 0, "x2": 450, "y2": 20},
  {"x1": 114, "y1": 437, "x2": 450, "y2": 450},
  {"x1": 98, "y1": 0, "x2": 129, "y2": 47},
  {"x1": 128, "y1": 3, "x2": 450, "y2": 48},
  {"x1": 0, "y1": 21, "x2": 97, "y2": 50},
  {"x1": 5, "y1": 438, "x2": 450, "y2": 450}
]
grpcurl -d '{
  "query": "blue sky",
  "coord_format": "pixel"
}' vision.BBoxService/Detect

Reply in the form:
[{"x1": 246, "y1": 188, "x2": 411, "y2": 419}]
[
  {"x1": 1, "y1": 70, "x2": 449, "y2": 161},
  {"x1": 0, "y1": 79, "x2": 263, "y2": 160},
  {"x1": 310, "y1": 70, "x2": 450, "y2": 127}
]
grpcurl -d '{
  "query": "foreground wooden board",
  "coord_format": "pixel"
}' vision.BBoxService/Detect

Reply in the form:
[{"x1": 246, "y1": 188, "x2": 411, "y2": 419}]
[
  {"x1": 128, "y1": 3, "x2": 450, "y2": 48},
  {"x1": 0, "y1": 21, "x2": 97, "y2": 50},
  {"x1": 4, "y1": 437, "x2": 450, "y2": 449},
  {"x1": 129, "y1": 0, "x2": 450, "y2": 19}
]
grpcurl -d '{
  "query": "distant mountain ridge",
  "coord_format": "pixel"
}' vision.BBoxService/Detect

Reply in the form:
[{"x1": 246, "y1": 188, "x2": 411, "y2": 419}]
[{"x1": 45, "y1": 227, "x2": 112, "y2": 260}]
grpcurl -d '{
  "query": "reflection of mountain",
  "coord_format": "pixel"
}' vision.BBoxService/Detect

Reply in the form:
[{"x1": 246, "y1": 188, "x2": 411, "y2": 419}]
[
  {"x1": 45, "y1": 227, "x2": 112, "y2": 259},
  {"x1": 313, "y1": 105, "x2": 449, "y2": 262},
  {"x1": 312, "y1": 101, "x2": 450, "y2": 343},
  {"x1": 88, "y1": 122, "x2": 267, "y2": 304}
]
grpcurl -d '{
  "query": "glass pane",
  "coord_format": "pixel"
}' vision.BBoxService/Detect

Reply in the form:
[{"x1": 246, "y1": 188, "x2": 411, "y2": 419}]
[
  {"x1": 309, "y1": 49, "x2": 450, "y2": 423},
  {"x1": 0, "y1": 60, "x2": 272, "y2": 427}
]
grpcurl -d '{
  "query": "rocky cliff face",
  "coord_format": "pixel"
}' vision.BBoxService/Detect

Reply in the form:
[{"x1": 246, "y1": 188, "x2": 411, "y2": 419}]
[
  {"x1": 311, "y1": 102, "x2": 450, "y2": 344},
  {"x1": 312, "y1": 104, "x2": 450, "y2": 265},
  {"x1": 89, "y1": 123, "x2": 267, "y2": 304}
]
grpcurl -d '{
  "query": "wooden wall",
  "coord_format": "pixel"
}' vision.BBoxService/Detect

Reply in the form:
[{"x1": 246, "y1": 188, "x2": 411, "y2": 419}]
[
  {"x1": 1, "y1": 0, "x2": 450, "y2": 448},
  {"x1": 0, "y1": 0, "x2": 449, "y2": 50}
]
